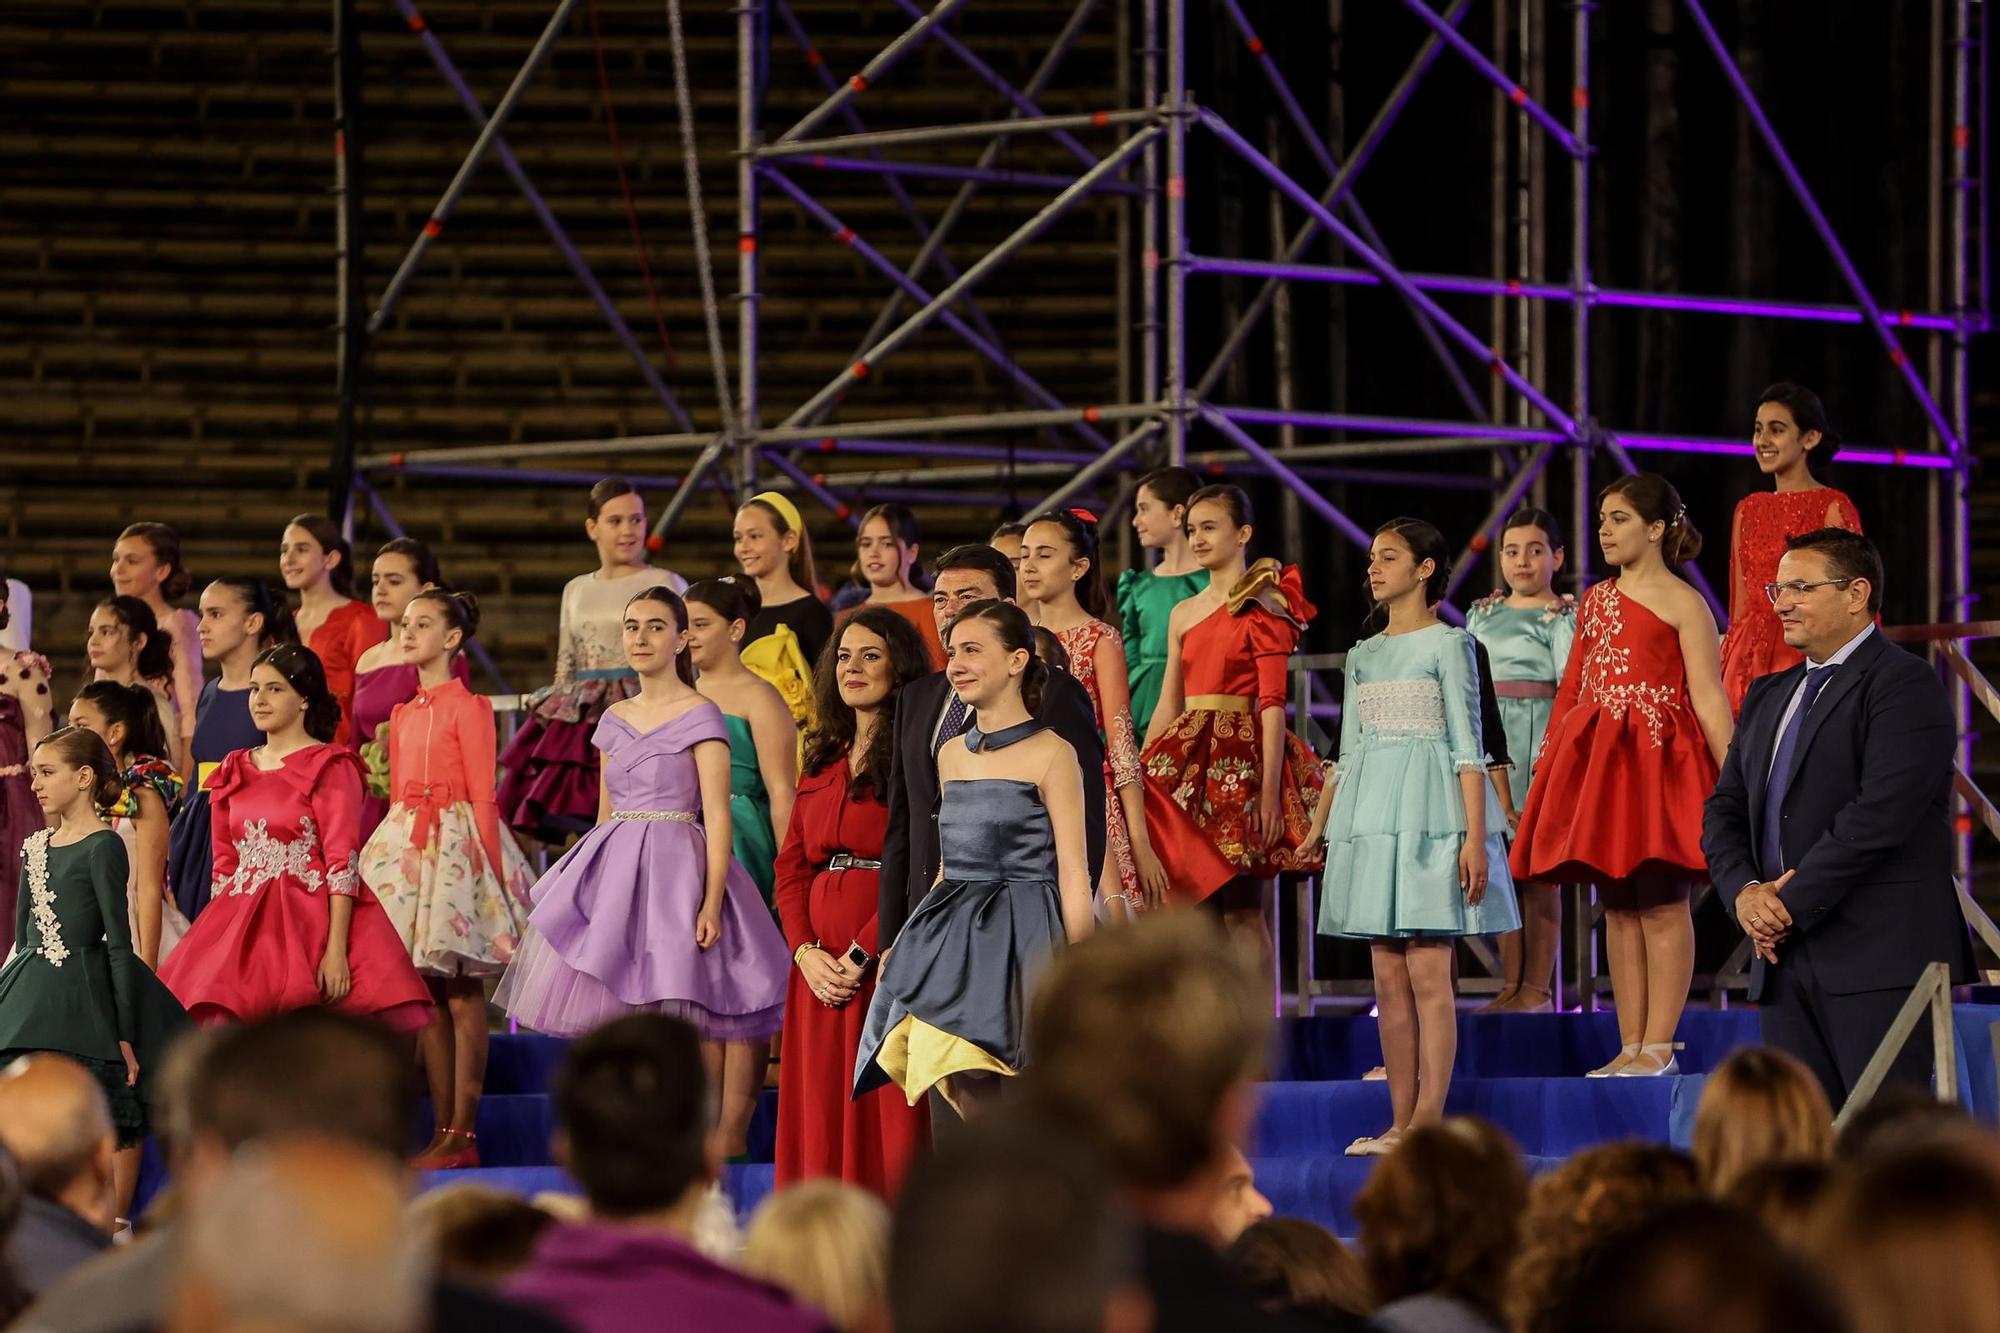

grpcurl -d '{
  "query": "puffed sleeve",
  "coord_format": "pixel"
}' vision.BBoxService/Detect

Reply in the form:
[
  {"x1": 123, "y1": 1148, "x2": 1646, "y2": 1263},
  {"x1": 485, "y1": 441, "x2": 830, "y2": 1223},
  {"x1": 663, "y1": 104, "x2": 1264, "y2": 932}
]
[
  {"x1": 208, "y1": 762, "x2": 242, "y2": 896},
  {"x1": 460, "y1": 692, "x2": 510, "y2": 879},
  {"x1": 1244, "y1": 607, "x2": 1299, "y2": 714},
  {"x1": 88, "y1": 835, "x2": 140, "y2": 1040},
  {"x1": 1440, "y1": 630, "x2": 1486, "y2": 772},
  {"x1": 772, "y1": 771, "x2": 818, "y2": 953},
  {"x1": 309, "y1": 753, "x2": 367, "y2": 896}
]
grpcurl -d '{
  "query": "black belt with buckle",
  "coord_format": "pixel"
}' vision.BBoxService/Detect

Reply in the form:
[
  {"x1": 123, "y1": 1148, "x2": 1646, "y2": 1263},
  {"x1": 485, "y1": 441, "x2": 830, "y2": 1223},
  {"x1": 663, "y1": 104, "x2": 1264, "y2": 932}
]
[{"x1": 826, "y1": 854, "x2": 882, "y2": 871}]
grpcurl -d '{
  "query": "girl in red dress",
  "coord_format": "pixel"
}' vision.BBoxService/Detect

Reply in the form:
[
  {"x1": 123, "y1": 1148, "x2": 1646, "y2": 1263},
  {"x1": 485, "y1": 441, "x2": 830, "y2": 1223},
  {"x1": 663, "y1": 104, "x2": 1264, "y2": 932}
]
[
  {"x1": 1141, "y1": 485, "x2": 1325, "y2": 954},
  {"x1": 278, "y1": 515, "x2": 384, "y2": 746},
  {"x1": 1510, "y1": 474, "x2": 1734, "y2": 1077},
  {"x1": 159, "y1": 644, "x2": 431, "y2": 1032},
  {"x1": 1718, "y1": 383, "x2": 1863, "y2": 715},
  {"x1": 1018, "y1": 508, "x2": 1170, "y2": 916},
  {"x1": 773, "y1": 607, "x2": 934, "y2": 1196}
]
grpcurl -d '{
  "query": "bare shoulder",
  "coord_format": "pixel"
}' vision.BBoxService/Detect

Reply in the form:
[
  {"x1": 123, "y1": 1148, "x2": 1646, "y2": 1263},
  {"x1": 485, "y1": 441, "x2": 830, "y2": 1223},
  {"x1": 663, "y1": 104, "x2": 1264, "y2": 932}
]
[{"x1": 1662, "y1": 578, "x2": 1718, "y2": 630}]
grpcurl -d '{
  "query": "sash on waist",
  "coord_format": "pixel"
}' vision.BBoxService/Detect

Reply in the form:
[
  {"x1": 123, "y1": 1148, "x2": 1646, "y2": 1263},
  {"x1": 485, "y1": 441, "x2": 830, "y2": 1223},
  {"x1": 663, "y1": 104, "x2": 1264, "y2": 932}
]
[
  {"x1": 612, "y1": 809, "x2": 696, "y2": 823},
  {"x1": 1493, "y1": 681, "x2": 1558, "y2": 700},
  {"x1": 1184, "y1": 693, "x2": 1253, "y2": 714}
]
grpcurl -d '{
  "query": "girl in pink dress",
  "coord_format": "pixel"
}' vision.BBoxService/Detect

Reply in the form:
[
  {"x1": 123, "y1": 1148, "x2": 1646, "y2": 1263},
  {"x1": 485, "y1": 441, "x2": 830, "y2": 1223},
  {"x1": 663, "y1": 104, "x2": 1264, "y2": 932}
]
[
  {"x1": 1017, "y1": 508, "x2": 1169, "y2": 916},
  {"x1": 110, "y1": 523, "x2": 202, "y2": 779},
  {"x1": 1718, "y1": 383, "x2": 1863, "y2": 715},
  {"x1": 279, "y1": 515, "x2": 384, "y2": 747},
  {"x1": 159, "y1": 644, "x2": 431, "y2": 1033}
]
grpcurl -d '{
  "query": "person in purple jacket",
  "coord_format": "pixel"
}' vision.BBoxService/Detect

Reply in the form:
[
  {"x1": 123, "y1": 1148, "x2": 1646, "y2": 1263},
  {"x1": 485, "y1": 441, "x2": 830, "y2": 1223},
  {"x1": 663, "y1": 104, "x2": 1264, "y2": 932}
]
[{"x1": 505, "y1": 1015, "x2": 832, "y2": 1333}]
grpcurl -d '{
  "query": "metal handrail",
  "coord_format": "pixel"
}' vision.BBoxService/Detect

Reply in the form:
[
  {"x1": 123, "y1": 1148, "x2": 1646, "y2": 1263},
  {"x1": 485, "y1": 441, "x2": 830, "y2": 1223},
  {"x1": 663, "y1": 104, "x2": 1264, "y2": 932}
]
[{"x1": 1834, "y1": 961, "x2": 1961, "y2": 1129}]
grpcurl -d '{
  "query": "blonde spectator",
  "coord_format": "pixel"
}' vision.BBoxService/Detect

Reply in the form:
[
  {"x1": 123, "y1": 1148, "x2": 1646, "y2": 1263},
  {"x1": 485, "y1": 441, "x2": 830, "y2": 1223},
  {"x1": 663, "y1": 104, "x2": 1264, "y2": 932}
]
[
  {"x1": 1691, "y1": 1047, "x2": 1833, "y2": 1194},
  {"x1": 741, "y1": 1181, "x2": 890, "y2": 1332}
]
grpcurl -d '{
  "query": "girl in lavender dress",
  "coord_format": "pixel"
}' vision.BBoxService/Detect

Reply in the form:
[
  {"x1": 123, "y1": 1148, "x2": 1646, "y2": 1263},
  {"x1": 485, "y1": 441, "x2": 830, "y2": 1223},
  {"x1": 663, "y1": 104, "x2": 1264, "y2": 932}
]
[{"x1": 496, "y1": 585, "x2": 790, "y2": 1156}]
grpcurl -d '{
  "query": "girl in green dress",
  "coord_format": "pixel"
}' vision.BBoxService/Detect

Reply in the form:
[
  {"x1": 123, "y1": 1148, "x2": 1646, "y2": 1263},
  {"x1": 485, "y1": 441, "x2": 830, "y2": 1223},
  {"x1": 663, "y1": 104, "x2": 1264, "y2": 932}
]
[
  {"x1": 686, "y1": 576, "x2": 798, "y2": 909},
  {"x1": 1115, "y1": 466, "x2": 1208, "y2": 738},
  {"x1": 0, "y1": 725, "x2": 189, "y2": 1212}
]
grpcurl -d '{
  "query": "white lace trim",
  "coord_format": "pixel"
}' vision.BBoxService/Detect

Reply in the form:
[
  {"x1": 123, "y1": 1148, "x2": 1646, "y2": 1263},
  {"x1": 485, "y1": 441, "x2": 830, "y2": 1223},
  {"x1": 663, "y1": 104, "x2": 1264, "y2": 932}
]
[
  {"x1": 220, "y1": 816, "x2": 345, "y2": 897},
  {"x1": 24, "y1": 830, "x2": 67, "y2": 967},
  {"x1": 1354, "y1": 678, "x2": 1448, "y2": 740}
]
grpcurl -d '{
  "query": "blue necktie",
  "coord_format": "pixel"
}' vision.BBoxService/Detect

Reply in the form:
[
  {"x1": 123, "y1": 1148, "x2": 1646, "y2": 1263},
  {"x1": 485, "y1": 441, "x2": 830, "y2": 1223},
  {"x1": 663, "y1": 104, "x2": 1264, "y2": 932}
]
[
  {"x1": 1760, "y1": 664, "x2": 1837, "y2": 880},
  {"x1": 934, "y1": 692, "x2": 971, "y2": 755}
]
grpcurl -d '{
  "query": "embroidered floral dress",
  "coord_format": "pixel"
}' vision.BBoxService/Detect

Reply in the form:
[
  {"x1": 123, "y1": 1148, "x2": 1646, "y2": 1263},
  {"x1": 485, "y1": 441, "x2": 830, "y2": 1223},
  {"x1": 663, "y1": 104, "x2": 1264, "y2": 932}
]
[
  {"x1": 157, "y1": 744, "x2": 432, "y2": 1031},
  {"x1": 1718, "y1": 487, "x2": 1863, "y2": 715},
  {"x1": 0, "y1": 649, "x2": 55, "y2": 962},
  {"x1": 1316, "y1": 626, "x2": 1520, "y2": 939},
  {"x1": 1140, "y1": 561, "x2": 1326, "y2": 901},
  {"x1": 1052, "y1": 619, "x2": 1147, "y2": 912},
  {"x1": 1509, "y1": 580, "x2": 1719, "y2": 885},
  {"x1": 358, "y1": 678, "x2": 533, "y2": 976},
  {"x1": 0, "y1": 830, "x2": 190, "y2": 1144},
  {"x1": 103, "y1": 754, "x2": 192, "y2": 964}
]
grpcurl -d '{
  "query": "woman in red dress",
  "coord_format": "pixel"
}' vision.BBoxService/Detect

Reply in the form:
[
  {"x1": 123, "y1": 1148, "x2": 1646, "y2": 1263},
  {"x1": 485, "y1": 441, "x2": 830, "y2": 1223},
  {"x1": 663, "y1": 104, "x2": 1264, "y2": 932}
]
[
  {"x1": 774, "y1": 607, "x2": 934, "y2": 1197},
  {"x1": 279, "y1": 515, "x2": 385, "y2": 746},
  {"x1": 1510, "y1": 474, "x2": 1734, "y2": 1078},
  {"x1": 159, "y1": 643, "x2": 431, "y2": 1032},
  {"x1": 1141, "y1": 485, "x2": 1324, "y2": 955},
  {"x1": 1718, "y1": 383, "x2": 1863, "y2": 715}
]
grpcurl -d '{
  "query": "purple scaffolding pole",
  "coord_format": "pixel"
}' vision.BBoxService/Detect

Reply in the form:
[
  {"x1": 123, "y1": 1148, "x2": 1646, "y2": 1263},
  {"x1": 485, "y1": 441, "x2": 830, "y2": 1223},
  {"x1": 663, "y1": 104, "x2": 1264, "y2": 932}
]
[{"x1": 1393, "y1": 0, "x2": 1582, "y2": 157}]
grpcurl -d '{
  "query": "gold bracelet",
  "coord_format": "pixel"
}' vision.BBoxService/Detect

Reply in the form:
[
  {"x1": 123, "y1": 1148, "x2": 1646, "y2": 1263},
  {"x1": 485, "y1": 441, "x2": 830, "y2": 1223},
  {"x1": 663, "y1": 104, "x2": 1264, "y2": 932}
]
[{"x1": 793, "y1": 941, "x2": 823, "y2": 965}]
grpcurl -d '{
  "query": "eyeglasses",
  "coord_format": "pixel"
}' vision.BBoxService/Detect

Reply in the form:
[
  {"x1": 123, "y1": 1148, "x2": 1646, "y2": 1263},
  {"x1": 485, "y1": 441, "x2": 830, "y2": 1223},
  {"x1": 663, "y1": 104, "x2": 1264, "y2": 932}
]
[{"x1": 1763, "y1": 577, "x2": 1855, "y2": 605}]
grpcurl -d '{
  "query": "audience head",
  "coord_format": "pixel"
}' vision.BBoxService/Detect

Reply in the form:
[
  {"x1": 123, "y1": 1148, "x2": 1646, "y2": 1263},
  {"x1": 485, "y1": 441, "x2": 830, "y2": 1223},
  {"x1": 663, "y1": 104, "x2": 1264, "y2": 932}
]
[
  {"x1": 987, "y1": 520, "x2": 1029, "y2": 573},
  {"x1": 803, "y1": 606, "x2": 932, "y2": 794},
  {"x1": 1020, "y1": 508, "x2": 1109, "y2": 619},
  {"x1": 552, "y1": 1015, "x2": 716, "y2": 1221},
  {"x1": 1354, "y1": 1117, "x2": 1525, "y2": 1322},
  {"x1": 683, "y1": 575, "x2": 763, "y2": 672},
  {"x1": 112, "y1": 522, "x2": 194, "y2": 604},
  {"x1": 1755, "y1": 381, "x2": 1841, "y2": 473},
  {"x1": 854, "y1": 503, "x2": 928, "y2": 593},
  {"x1": 1500, "y1": 506, "x2": 1566, "y2": 598},
  {"x1": 741, "y1": 1181, "x2": 891, "y2": 1332},
  {"x1": 30, "y1": 725, "x2": 124, "y2": 817},
  {"x1": 622, "y1": 585, "x2": 696, "y2": 687},
  {"x1": 406, "y1": 1184, "x2": 556, "y2": 1288},
  {"x1": 890, "y1": 1112, "x2": 1145, "y2": 1333},
  {"x1": 170, "y1": 1139, "x2": 431, "y2": 1333},
  {"x1": 931, "y1": 543, "x2": 1017, "y2": 632},
  {"x1": 250, "y1": 643, "x2": 343, "y2": 742},
  {"x1": 1132, "y1": 466, "x2": 1201, "y2": 551},
  {"x1": 737, "y1": 491, "x2": 818, "y2": 593},
  {"x1": 1550, "y1": 1198, "x2": 1844, "y2": 1333},
  {"x1": 0, "y1": 1143, "x2": 28, "y2": 1323},
  {"x1": 88, "y1": 594, "x2": 173, "y2": 683},
  {"x1": 199, "y1": 577, "x2": 295, "y2": 663},
  {"x1": 1506, "y1": 1142, "x2": 1701, "y2": 1333},
  {"x1": 71, "y1": 678, "x2": 172, "y2": 765},
  {"x1": 1722, "y1": 1159, "x2": 1831, "y2": 1250},
  {"x1": 1032, "y1": 624, "x2": 1071, "y2": 674},
  {"x1": 369, "y1": 538, "x2": 446, "y2": 627},
  {"x1": 1209, "y1": 1145, "x2": 1272, "y2": 1247},
  {"x1": 1024, "y1": 914, "x2": 1267, "y2": 1206},
  {"x1": 585, "y1": 478, "x2": 649, "y2": 569},
  {"x1": 1811, "y1": 1131, "x2": 2000, "y2": 1333},
  {"x1": 1597, "y1": 473, "x2": 1702, "y2": 569},
  {"x1": 943, "y1": 599, "x2": 1046, "y2": 715},
  {"x1": 1184, "y1": 484, "x2": 1254, "y2": 572},
  {"x1": 1776, "y1": 529, "x2": 1884, "y2": 657},
  {"x1": 1226, "y1": 1217, "x2": 1374, "y2": 1326},
  {"x1": 1692, "y1": 1046, "x2": 1834, "y2": 1194},
  {"x1": 280, "y1": 514, "x2": 356, "y2": 598},
  {"x1": 0, "y1": 1055, "x2": 119, "y2": 1234},
  {"x1": 1834, "y1": 1084, "x2": 1971, "y2": 1161}
]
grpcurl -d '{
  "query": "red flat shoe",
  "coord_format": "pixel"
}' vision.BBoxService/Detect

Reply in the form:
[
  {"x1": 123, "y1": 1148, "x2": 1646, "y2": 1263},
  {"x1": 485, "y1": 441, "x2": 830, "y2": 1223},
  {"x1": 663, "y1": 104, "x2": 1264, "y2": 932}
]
[{"x1": 415, "y1": 1128, "x2": 480, "y2": 1171}]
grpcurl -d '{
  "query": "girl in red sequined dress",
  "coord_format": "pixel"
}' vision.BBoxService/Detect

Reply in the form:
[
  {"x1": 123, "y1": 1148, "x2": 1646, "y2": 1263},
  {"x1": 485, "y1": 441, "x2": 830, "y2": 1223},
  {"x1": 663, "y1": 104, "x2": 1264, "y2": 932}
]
[
  {"x1": 1510, "y1": 474, "x2": 1735, "y2": 1077},
  {"x1": 1018, "y1": 508, "x2": 1171, "y2": 917},
  {"x1": 1718, "y1": 383, "x2": 1862, "y2": 715},
  {"x1": 1142, "y1": 485, "x2": 1325, "y2": 936}
]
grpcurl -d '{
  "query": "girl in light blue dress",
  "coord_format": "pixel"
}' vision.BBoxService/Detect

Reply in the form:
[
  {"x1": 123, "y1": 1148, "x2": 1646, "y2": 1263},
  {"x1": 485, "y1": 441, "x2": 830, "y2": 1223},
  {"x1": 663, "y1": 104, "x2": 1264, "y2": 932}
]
[
  {"x1": 1308, "y1": 519, "x2": 1518, "y2": 1157},
  {"x1": 1466, "y1": 506, "x2": 1575, "y2": 1013}
]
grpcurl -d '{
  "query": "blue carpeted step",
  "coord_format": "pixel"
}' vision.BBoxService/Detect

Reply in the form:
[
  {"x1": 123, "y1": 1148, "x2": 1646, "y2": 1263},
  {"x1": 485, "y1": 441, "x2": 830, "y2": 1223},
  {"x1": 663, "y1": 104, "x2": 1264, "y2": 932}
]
[
  {"x1": 416, "y1": 1162, "x2": 775, "y2": 1225},
  {"x1": 1252, "y1": 1076, "x2": 1707, "y2": 1160},
  {"x1": 1249, "y1": 1154, "x2": 1567, "y2": 1235},
  {"x1": 426, "y1": 1087, "x2": 783, "y2": 1168}
]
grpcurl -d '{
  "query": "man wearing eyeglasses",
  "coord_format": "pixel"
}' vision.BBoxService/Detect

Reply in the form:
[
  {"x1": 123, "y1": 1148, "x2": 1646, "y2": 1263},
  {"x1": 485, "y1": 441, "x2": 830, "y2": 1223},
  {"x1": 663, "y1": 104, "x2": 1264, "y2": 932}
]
[{"x1": 1702, "y1": 527, "x2": 1972, "y2": 1107}]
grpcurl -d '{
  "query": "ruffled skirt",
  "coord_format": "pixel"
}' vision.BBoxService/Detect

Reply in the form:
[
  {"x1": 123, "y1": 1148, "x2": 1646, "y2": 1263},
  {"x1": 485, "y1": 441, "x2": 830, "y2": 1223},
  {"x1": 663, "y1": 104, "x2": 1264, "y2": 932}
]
[{"x1": 496, "y1": 672, "x2": 638, "y2": 841}]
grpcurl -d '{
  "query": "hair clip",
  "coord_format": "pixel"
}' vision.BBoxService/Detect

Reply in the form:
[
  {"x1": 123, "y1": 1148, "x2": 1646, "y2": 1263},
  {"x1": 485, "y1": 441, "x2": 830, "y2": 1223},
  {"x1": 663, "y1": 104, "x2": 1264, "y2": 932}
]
[{"x1": 1068, "y1": 508, "x2": 1099, "y2": 525}]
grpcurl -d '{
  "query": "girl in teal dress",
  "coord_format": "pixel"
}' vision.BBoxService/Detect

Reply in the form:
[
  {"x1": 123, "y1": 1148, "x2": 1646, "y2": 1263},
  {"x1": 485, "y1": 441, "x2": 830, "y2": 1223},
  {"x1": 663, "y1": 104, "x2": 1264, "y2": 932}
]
[
  {"x1": 686, "y1": 576, "x2": 798, "y2": 909},
  {"x1": 1115, "y1": 466, "x2": 1208, "y2": 739},
  {"x1": 1309, "y1": 519, "x2": 1518, "y2": 1157},
  {"x1": 0, "y1": 726, "x2": 189, "y2": 1210},
  {"x1": 1465, "y1": 507, "x2": 1575, "y2": 1013}
]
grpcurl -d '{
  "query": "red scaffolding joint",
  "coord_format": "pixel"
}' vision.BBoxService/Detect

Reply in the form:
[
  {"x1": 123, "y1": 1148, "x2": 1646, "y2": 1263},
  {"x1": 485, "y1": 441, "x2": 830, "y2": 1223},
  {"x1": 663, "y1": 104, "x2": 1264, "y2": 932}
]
[
  {"x1": 1142, "y1": 249, "x2": 1160, "y2": 272},
  {"x1": 835, "y1": 227, "x2": 856, "y2": 245},
  {"x1": 1956, "y1": 813, "x2": 1976, "y2": 837},
  {"x1": 1894, "y1": 448, "x2": 1909, "y2": 465},
  {"x1": 803, "y1": 46, "x2": 822, "y2": 67},
  {"x1": 388, "y1": 452, "x2": 407, "y2": 468},
  {"x1": 335, "y1": 130, "x2": 346, "y2": 157},
  {"x1": 1091, "y1": 110, "x2": 1112, "y2": 127},
  {"x1": 1508, "y1": 85, "x2": 1527, "y2": 106},
  {"x1": 849, "y1": 74, "x2": 869, "y2": 92},
  {"x1": 818, "y1": 437, "x2": 838, "y2": 453},
  {"x1": 1487, "y1": 354, "x2": 1506, "y2": 377},
  {"x1": 423, "y1": 218, "x2": 443, "y2": 238},
  {"x1": 1506, "y1": 279, "x2": 1523, "y2": 295},
  {"x1": 1167, "y1": 177, "x2": 1186, "y2": 199},
  {"x1": 1470, "y1": 532, "x2": 1491, "y2": 554},
  {"x1": 834, "y1": 503, "x2": 853, "y2": 521},
  {"x1": 406, "y1": 11, "x2": 425, "y2": 31},
  {"x1": 738, "y1": 234, "x2": 757, "y2": 254},
  {"x1": 1889, "y1": 345, "x2": 1907, "y2": 368},
  {"x1": 1083, "y1": 406, "x2": 1102, "y2": 423},
  {"x1": 645, "y1": 535, "x2": 664, "y2": 553},
  {"x1": 1955, "y1": 124, "x2": 1971, "y2": 150},
  {"x1": 851, "y1": 362, "x2": 871, "y2": 380},
  {"x1": 1571, "y1": 87, "x2": 1588, "y2": 109},
  {"x1": 1245, "y1": 35, "x2": 1265, "y2": 55}
]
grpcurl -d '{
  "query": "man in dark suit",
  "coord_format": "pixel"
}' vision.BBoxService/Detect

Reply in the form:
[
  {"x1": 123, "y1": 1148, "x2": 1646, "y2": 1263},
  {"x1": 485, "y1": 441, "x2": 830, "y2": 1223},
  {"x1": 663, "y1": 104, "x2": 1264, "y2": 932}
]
[
  {"x1": 1703, "y1": 528, "x2": 1972, "y2": 1106},
  {"x1": 878, "y1": 543, "x2": 1106, "y2": 950}
]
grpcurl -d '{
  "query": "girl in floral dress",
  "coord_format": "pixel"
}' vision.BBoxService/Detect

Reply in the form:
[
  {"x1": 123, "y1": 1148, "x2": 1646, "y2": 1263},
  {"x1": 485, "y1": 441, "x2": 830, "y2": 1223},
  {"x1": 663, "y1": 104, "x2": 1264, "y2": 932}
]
[
  {"x1": 1018, "y1": 508, "x2": 1170, "y2": 916},
  {"x1": 70, "y1": 680, "x2": 191, "y2": 968},
  {"x1": 359, "y1": 590, "x2": 532, "y2": 1169}
]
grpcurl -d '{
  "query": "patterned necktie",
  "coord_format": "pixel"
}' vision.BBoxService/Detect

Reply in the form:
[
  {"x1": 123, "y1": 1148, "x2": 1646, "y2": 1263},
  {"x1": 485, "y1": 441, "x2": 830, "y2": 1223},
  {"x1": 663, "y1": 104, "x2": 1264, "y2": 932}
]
[
  {"x1": 1760, "y1": 664, "x2": 1838, "y2": 880},
  {"x1": 934, "y1": 692, "x2": 972, "y2": 756}
]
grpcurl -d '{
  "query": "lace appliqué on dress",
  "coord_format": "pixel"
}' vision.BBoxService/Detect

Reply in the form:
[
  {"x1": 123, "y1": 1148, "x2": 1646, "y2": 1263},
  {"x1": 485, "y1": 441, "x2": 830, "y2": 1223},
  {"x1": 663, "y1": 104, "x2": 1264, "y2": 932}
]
[
  {"x1": 1355, "y1": 678, "x2": 1448, "y2": 740},
  {"x1": 1107, "y1": 709, "x2": 1145, "y2": 791},
  {"x1": 24, "y1": 830, "x2": 67, "y2": 967},
  {"x1": 1578, "y1": 586, "x2": 1677, "y2": 749},
  {"x1": 222, "y1": 816, "x2": 330, "y2": 896}
]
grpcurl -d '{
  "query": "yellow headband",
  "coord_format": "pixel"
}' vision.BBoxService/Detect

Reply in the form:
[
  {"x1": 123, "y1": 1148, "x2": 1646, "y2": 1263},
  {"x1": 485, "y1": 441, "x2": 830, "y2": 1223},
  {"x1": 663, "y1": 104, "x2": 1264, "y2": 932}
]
[{"x1": 749, "y1": 490, "x2": 804, "y2": 535}]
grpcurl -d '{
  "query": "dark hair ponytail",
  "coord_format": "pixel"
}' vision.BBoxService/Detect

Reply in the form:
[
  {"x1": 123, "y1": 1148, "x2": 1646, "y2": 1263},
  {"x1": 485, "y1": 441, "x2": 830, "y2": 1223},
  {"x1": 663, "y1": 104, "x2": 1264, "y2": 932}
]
[
  {"x1": 118, "y1": 522, "x2": 194, "y2": 602},
  {"x1": 407, "y1": 588, "x2": 480, "y2": 650},
  {"x1": 99, "y1": 595, "x2": 175, "y2": 683},
  {"x1": 625, "y1": 586, "x2": 696, "y2": 686},
  {"x1": 35, "y1": 725, "x2": 125, "y2": 809},
  {"x1": 1136, "y1": 465, "x2": 1202, "y2": 514},
  {"x1": 1185, "y1": 483, "x2": 1255, "y2": 534},
  {"x1": 1024, "y1": 508, "x2": 1109, "y2": 620},
  {"x1": 1599, "y1": 473, "x2": 1704, "y2": 567},
  {"x1": 374, "y1": 537, "x2": 446, "y2": 590},
  {"x1": 74, "y1": 679, "x2": 171, "y2": 764},
  {"x1": 1756, "y1": 381, "x2": 1842, "y2": 466},
  {"x1": 945, "y1": 599, "x2": 1048, "y2": 713},
  {"x1": 1500, "y1": 507, "x2": 1565, "y2": 552},
  {"x1": 1363, "y1": 518, "x2": 1452, "y2": 631},
  {"x1": 285, "y1": 514, "x2": 356, "y2": 599},
  {"x1": 684, "y1": 575, "x2": 764, "y2": 628},
  {"x1": 210, "y1": 576, "x2": 298, "y2": 647},
  {"x1": 253, "y1": 644, "x2": 342, "y2": 742}
]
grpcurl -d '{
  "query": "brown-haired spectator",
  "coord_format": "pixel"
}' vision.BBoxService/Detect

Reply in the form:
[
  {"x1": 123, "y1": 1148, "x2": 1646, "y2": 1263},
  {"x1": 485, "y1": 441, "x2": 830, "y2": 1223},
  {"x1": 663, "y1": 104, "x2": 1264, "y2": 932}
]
[
  {"x1": 1505, "y1": 1143, "x2": 1701, "y2": 1333},
  {"x1": 1353, "y1": 1118, "x2": 1525, "y2": 1333},
  {"x1": 1226, "y1": 1218, "x2": 1374, "y2": 1331},
  {"x1": 1209, "y1": 1145, "x2": 1273, "y2": 1247},
  {"x1": 1691, "y1": 1046, "x2": 1834, "y2": 1193},
  {"x1": 407, "y1": 1185, "x2": 557, "y2": 1289},
  {"x1": 1021, "y1": 913, "x2": 1317, "y2": 1332},
  {"x1": 1721, "y1": 1159, "x2": 1831, "y2": 1251},
  {"x1": 741, "y1": 1181, "x2": 890, "y2": 1332},
  {"x1": 1811, "y1": 1132, "x2": 2000, "y2": 1333},
  {"x1": 1833, "y1": 1082, "x2": 1972, "y2": 1161},
  {"x1": 1549, "y1": 1198, "x2": 1844, "y2": 1333}
]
